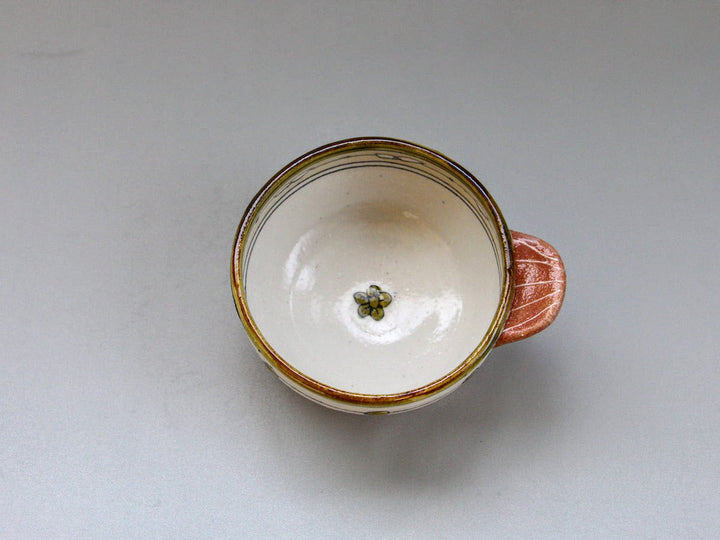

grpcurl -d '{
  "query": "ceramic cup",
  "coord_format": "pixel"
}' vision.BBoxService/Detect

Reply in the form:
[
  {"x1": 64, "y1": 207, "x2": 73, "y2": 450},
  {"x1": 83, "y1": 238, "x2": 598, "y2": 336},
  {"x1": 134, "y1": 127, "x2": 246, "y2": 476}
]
[{"x1": 231, "y1": 138, "x2": 565, "y2": 414}]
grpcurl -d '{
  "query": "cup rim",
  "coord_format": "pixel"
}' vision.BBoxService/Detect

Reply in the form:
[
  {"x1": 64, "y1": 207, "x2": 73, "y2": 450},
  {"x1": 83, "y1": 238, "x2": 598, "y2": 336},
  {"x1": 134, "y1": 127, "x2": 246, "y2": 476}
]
[{"x1": 231, "y1": 137, "x2": 515, "y2": 408}]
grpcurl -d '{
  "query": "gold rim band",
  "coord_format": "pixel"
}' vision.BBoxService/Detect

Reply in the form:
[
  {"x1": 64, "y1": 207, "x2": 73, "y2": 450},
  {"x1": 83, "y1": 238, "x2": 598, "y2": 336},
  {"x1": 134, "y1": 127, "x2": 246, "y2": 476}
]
[{"x1": 231, "y1": 137, "x2": 514, "y2": 408}]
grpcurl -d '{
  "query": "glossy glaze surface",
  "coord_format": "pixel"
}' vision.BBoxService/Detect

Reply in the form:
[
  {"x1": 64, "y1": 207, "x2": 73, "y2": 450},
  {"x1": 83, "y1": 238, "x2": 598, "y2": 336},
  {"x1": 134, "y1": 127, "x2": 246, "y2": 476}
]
[{"x1": 244, "y1": 163, "x2": 504, "y2": 395}]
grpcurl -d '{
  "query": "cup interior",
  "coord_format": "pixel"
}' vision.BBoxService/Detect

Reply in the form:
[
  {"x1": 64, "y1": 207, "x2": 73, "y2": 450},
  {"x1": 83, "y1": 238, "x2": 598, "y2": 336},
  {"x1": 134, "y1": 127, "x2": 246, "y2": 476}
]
[{"x1": 234, "y1": 139, "x2": 512, "y2": 405}]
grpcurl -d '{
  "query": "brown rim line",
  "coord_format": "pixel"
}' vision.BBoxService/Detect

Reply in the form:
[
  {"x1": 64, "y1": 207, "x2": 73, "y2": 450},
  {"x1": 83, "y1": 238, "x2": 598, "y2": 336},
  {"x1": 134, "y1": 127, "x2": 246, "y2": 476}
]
[
  {"x1": 231, "y1": 137, "x2": 515, "y2": 407},
  {"x1": 495, "y1": 231, "x2": 566, "y2": 347}
]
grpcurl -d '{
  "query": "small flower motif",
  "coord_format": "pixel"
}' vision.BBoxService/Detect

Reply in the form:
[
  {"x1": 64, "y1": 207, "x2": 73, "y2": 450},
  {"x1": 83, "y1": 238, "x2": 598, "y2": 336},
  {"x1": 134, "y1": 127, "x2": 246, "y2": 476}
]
[{"x1": 353, "y1": 285, "x2": 392, "y2": 321}]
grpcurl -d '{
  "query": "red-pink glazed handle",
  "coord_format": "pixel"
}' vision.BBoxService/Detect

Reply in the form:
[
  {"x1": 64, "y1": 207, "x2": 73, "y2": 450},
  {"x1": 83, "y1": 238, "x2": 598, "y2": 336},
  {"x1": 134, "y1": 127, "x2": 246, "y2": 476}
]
[{"x1": 495, "y1": 231, "x2": 566, "y2": 347}]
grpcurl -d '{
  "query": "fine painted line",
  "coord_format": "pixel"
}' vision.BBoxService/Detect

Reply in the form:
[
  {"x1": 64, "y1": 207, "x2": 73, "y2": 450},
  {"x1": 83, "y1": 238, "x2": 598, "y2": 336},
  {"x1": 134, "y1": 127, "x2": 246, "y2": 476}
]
[
  {"x1": 514, "y1": 279, "x2": 564, "y2": 288},
  {"x1": 514, "y1": 258, "x2": 557, "y2": 266},
  {"x1": 517, "y1": 241, "x2": 560, "y2": 262},
  {"x1": 503, "y1": 303, "x2": 559, "y2": 332},
  {"x1": 509, "y1": 289, "x2": 563, "y2": 311}
]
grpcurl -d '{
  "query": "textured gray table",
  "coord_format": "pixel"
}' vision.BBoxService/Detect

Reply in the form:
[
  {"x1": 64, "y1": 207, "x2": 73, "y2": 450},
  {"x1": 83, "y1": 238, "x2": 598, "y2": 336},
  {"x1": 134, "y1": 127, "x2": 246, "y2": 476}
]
[{"x1": 2, "y1": 2, "x2": 719, "y2": 537}]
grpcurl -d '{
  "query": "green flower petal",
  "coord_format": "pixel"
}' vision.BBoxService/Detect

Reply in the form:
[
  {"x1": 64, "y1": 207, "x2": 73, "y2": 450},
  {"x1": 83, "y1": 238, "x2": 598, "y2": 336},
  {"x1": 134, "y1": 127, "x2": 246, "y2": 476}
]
[
  {"x1": 378, "y1": 292, "x2": 392, "y2": 307},
  {"x1": 358, "y1": 304, "x2": 371, "y2": 317},
  {"x1": 371, "y1": 307, "x2": 384, "y2": 321},
  {"x1": 354, "y1": 292, "x2": 368, "y2": 305}
]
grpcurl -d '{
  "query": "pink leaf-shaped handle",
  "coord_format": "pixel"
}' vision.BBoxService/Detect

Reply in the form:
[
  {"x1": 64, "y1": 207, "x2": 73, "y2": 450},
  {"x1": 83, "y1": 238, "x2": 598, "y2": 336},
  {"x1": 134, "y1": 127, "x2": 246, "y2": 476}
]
[{"x1": 495, "y1": 231, "x2": 566, "y2": 347}]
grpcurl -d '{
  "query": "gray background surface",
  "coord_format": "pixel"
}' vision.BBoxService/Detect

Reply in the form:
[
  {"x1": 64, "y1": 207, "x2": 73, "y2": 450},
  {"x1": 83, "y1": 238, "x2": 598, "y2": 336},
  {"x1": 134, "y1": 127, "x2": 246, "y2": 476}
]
[{"x1": 2, "y1": 2, "x2": 719, "y2": 538}]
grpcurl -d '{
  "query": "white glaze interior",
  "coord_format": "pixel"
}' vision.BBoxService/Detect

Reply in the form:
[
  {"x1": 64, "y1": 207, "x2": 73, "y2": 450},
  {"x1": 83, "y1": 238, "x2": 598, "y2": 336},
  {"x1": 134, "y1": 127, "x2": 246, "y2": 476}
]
[{"x1": 243, "y1": 149, "x2": 504, "y2": 396}]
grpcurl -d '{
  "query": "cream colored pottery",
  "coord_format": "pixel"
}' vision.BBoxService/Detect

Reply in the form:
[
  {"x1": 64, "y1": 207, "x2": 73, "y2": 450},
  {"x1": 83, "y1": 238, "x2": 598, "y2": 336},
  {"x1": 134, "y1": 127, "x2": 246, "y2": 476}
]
[{"x1": 232, "y1": 138, "x2": 565, "y2": 414}]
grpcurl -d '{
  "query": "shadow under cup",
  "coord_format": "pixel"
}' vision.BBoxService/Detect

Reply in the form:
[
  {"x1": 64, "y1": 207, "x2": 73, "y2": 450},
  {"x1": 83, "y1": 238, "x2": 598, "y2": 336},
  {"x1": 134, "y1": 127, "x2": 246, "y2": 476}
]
[{"x1": 232, "y1": 138, "x2": 514, "y2": 414}]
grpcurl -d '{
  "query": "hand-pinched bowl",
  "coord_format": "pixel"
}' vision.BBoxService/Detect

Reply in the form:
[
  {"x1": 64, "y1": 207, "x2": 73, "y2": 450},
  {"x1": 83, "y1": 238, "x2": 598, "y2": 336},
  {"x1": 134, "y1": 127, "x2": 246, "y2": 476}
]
[{"x1": 231, "y1": 138, "x2": 565, "y2": 414}]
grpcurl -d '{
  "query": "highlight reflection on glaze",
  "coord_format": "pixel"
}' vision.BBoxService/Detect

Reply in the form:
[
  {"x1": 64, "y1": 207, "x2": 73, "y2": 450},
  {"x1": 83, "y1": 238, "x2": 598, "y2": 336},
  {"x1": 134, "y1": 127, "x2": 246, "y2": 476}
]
[{"x1": 333, "y1": 286, "x2": 463, "y2": 348}]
